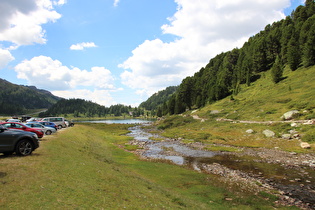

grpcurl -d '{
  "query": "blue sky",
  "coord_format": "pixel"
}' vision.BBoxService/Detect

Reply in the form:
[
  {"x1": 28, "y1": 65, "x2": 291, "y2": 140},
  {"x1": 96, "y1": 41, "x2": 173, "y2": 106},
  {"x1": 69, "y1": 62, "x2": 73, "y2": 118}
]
[{"x1": 0, "y1": 0, "x2": 304, "y2": 107}]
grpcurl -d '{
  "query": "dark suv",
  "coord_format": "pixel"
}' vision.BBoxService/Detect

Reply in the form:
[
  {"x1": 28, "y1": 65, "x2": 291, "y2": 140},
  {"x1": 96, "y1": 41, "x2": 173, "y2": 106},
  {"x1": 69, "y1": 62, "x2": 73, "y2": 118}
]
[{"x1": 0, "y1": 125, "x2": 40, "y2": 156}]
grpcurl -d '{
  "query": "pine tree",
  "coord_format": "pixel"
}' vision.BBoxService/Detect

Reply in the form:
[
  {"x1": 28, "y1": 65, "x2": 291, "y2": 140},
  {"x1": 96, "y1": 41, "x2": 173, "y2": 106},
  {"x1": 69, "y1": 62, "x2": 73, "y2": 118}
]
[
  {"x1": 303, "y1": 22, "x2": 315, "y2": 67},
  {"x1": 287, "y1": 32, "x2": 301, "y2": 71},
  {"x1": 271, "y1": 56, "x2": 283, "y2": 83}
]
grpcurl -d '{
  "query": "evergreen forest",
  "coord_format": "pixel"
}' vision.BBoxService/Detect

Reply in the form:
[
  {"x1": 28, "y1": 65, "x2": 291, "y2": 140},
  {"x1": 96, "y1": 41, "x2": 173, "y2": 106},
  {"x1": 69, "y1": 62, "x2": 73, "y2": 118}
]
[
  {"x1": 38, "y1": 98, "x2": 146, "y2": 118},
  {"x1": 149, "y1": 1, "x2": 315, "y2": 116},
  {"x1": 0, "y1": 79, "x2": 60, "y2": 115}
]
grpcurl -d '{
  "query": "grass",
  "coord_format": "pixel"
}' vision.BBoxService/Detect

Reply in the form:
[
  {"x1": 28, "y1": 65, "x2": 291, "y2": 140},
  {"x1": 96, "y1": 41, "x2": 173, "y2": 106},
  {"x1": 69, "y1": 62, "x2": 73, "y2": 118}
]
[
  {"x1": 0, "y1": 123, "x2": 285, "y2": 209},
  {"x1": 156, "y1": 66, "x2": 315, "y2": 153}
]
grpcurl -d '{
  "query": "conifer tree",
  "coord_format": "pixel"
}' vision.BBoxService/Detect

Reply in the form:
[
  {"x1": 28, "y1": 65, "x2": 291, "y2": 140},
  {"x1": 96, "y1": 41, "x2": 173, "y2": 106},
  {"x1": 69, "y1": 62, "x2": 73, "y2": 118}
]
[
  {"x1": 287, "y1": 32, "x2": 301, "y2": 70},
  {"x1": 271, "y1": 56, "x2": 283, "y2": 83},
  {"x1": 303, "y1": 22, "x2": 315, "y2": 67}
]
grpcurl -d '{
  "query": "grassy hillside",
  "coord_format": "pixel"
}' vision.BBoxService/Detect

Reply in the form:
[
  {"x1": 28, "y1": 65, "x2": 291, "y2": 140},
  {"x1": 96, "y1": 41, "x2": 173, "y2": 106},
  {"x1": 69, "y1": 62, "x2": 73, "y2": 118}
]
[
  {"x1": 0, "y1": 124, "x2": 280, "y2": 209},
  {"x1": 0, "y1": 78, "x2": 61, "y2": 115},
  {"x1": 155, "y1": 66, "x2": 315, "y2": 152},
  {"x1": 197, "y1": 65, "x2": 315, "y2": 121}
]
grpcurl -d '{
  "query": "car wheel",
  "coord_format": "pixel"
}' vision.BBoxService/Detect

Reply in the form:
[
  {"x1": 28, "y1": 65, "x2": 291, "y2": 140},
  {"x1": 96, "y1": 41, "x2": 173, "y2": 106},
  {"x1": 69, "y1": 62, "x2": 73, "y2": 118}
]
[
  {"x1": 58, "y1": 125, "x2": 62, "y2": 129},
  {"x1": 45, "y1": 130, "x2": 52, "y2": 135},
  {"x1": 15, "y1": 139, "x2": 34, "y2": 156}
]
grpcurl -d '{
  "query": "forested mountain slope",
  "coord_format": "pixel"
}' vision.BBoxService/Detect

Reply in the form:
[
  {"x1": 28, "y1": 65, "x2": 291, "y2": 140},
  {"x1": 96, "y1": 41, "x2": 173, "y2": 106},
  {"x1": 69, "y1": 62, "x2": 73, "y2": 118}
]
[
  {"x1": 0, "y1": 79, "x2": 61, "y2": 115},
  {"x1": 155, "y1": 1, "x2": 315, "y2": 116},
  {"x1": 38, "y1": 98, "x2": 145, "y2": 118},
  {"x1": 139, "y1": 86, "x2": 178, "y2": 111}
]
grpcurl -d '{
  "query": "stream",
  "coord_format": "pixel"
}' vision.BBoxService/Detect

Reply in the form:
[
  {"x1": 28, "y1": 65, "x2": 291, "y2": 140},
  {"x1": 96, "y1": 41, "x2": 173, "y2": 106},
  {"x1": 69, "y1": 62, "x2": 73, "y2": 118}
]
[{"x1": 127, "y1": 124, "x2": 315, "y2": 209}]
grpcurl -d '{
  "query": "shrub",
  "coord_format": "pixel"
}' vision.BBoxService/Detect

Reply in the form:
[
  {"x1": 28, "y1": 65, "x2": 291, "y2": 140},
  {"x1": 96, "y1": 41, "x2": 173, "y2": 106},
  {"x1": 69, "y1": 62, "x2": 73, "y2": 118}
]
[{"x1": 303, "y1": 129, "x2": 315, "y2": 143}]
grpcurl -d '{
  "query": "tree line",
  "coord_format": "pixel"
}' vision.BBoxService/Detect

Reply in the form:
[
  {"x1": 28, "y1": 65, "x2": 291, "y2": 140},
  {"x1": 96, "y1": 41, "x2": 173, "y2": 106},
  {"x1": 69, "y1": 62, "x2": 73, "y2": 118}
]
[
  {"x1": 153, "y1": 0, "x2": 315, "y2": 116},
  {"x1": 38, "y1": 98, "x2": 147, "y2": 118},
  {"x1": 0, "y1": 79, "x2": 60, "y2": 115}
]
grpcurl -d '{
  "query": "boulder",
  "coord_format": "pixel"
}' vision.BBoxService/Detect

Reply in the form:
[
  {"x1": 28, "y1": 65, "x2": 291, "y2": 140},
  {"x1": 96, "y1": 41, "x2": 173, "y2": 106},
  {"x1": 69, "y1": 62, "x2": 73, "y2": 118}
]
[
  {"x1": 300, "y1": 142, "x2": 311, "y2": 149},
  {"x1": 282, "y1": 134, "x2": 291, "y2": 139},
  {"x1": 281, "y1": 110, "x2": 300, "y2": 120},
  {"x1": 263, "y1": 129, "x2": 275, "y2": 138},
  {"x1": 303, "y1": 120, "x2": 315, "y2": 125},
  {"x1": 246, "y1": 129, "x2": 254, "y2": 134}
]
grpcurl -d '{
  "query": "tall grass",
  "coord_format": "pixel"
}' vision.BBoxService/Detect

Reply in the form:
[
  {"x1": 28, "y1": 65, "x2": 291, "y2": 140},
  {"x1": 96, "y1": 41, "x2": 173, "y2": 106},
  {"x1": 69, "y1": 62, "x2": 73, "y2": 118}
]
[{"x1": 0, "y1": 124, "x2": 280, "y2": 209}]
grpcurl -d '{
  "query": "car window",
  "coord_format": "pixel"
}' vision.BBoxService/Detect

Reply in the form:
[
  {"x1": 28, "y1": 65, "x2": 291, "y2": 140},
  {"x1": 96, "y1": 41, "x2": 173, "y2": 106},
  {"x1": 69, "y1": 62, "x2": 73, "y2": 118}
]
[
  {"x1": 28, "y1": 124, "x2": 41, "y2": 128},
  {"x1": 14, "y1": 123, "x2": 23, "y2": 128}
]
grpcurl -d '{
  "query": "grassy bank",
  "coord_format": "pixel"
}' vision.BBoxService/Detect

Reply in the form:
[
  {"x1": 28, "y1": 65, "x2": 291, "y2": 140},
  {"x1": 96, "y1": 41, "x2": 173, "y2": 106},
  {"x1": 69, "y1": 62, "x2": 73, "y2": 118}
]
[
  {"x1": 154, "y1": 66, "x2": 315, "y2": 153},
  {"x1": 0, "y1": 123, "x2": 285, "y2": 209}
]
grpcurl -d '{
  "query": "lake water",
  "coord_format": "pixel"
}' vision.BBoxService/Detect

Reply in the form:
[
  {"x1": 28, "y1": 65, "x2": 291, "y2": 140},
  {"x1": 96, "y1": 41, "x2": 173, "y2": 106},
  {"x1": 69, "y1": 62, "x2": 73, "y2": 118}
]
[{"x1": 78, "y1": 119, "x2": 154, "y2": 124}]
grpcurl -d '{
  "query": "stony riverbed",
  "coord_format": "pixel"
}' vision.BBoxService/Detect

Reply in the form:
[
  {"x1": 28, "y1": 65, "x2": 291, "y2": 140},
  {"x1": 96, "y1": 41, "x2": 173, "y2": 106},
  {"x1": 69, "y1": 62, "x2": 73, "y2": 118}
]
[{"x1": 127, "y1": 125, "x2": 315, "y2": 209}]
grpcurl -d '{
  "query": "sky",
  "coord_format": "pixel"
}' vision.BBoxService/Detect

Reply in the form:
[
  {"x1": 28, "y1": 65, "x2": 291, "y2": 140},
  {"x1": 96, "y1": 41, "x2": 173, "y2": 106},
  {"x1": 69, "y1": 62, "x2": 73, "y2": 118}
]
[{"x1": 0, "y1": 0, "x2": 305, "y2": 107}]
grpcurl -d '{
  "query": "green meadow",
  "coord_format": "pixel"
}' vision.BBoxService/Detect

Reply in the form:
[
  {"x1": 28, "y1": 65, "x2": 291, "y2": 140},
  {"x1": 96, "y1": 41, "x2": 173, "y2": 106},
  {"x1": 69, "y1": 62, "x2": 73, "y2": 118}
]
[{"x1": 0, "y1": 123, "x2": 289, "y2": 209}]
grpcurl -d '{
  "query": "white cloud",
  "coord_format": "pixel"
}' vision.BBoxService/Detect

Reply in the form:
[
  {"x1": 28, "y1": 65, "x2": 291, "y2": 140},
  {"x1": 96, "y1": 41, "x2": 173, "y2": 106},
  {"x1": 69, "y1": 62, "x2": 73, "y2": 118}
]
[
  {"x1": 70, "y1": 42, "x2": 98, "y2": 50},
  {"x1": 52, "y1": 89, "x2": 117, "y2": 106},
  {"x1": 0, "y1": 49, "x2": 15, "y2": 68},
  {"x1": 119, "y1": 0, "x2": 291, "y2": 97},
  {"x1": 15, "y1": 56, "x2": 115, "y2": 90},
  {"x1": 14, "y1": 56, "x2": 117, "y2": 106},
  {"x1": 0, "y1": 0, "x2": 62, "y2": 46},
  {"x1": 53, "y1": 0, "x2": 66, "y2": 6},
  {"x1": 113, "y1": 0, "x2": 120, "y2": 7}
]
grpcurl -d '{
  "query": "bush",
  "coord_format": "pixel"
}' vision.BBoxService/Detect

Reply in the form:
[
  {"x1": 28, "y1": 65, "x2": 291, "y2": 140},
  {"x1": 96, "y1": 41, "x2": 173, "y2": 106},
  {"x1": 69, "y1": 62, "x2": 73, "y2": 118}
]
[
  {"x1": 303, "y1": 129, "x2": 315, "y2": 143},
  {"x1": 157, "y1": 115, "x2": 194, "y2": 130}
]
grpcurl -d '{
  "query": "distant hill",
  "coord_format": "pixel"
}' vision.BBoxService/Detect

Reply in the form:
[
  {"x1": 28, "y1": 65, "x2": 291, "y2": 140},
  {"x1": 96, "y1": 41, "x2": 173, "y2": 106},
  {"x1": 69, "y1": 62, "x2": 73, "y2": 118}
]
[
  {"x1": 139, "y1": 86, "x2": 178, "y2": 111},
  {"x1": 38, "y1": 98, "x2": 144, "y2": 118},
  {"x1": 0, "y1": 79, "x2": 61, "y2": 115}
]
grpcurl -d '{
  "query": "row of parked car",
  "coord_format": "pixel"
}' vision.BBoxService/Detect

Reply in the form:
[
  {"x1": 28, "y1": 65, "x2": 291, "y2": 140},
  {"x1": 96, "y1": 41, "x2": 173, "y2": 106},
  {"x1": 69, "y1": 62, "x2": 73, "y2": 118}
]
[{"x1": 0, "y1": 117, "x2": 74, "y2": 156}]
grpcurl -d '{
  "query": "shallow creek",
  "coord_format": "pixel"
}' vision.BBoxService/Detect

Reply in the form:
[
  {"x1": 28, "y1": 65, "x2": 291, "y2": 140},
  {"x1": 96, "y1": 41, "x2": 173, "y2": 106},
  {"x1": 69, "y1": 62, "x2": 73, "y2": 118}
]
[{"x1": 127, "y1": 124, "x2": 315, "y2": 209}]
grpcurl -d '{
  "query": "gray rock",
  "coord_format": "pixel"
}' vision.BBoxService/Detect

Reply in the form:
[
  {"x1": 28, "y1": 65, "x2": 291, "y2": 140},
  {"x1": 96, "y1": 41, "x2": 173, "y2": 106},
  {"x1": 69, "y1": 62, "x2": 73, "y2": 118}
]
[
  {"x1": 246, "y1": 129, "x2": 254, "y2": 134},
  {"x1": 282, "y1": 134, "x2": 291, "y2": 139},
  {"x1": 263, "y1": 129, "x2": 275, "y2": 137},
  {"x1": 281, "y1": 110, "x2": 300, "y2": 120},
  {"x1": 300, "y1": 142, "x2": 311, "y2": 149}
]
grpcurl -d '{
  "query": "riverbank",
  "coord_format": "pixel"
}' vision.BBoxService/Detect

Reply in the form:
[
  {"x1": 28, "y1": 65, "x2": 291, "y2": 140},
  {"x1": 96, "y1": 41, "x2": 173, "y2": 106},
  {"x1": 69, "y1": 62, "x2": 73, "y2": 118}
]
[
  {"x1": 1, "y1": 123, "x2": 283, "y2": 209},
  {"x1": 128, "y1": 123, "x2": 315, "y2": 209}
]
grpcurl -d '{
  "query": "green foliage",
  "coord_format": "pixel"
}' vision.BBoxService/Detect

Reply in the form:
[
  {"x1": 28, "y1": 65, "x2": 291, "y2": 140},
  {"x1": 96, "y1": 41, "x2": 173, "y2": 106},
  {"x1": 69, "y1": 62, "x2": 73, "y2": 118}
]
[
  {"x1": 139, "y1": 86, "x2": 178, "y2": 110},
  {"x1": 38, "y1": 98, "x2": 143, "y2": 118},
  {"x1": 271, "y1": 56, "x2": 284, "y2": 83},
  {"x1": 157, "y1": 115, "x2": 194, "y2": 130},
  {"x1": 149, "y1": 2, "x2": 315, "y2": 116},
  {"x1": 303, "y1": 129, "x2": 315, "y2": 143},
  {"x1": 0, "y1": 79, "x2": 60, "y2": 115}
]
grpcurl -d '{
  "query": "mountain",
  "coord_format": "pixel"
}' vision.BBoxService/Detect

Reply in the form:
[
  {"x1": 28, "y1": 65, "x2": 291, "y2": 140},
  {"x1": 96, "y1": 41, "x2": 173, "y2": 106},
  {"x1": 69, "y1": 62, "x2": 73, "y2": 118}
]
[
  {"x1": 0, "y1": 79, "x2": 61, "y2": 115},
  {"x1": 38, "y1": 98, "x2": 145, "y2": 118},
  {"x1": 154, "y1": 1, "x2": 315, "y2": 116},
  {"x1": 139, "y1": 86, "x2": 178, "y2": 111}
]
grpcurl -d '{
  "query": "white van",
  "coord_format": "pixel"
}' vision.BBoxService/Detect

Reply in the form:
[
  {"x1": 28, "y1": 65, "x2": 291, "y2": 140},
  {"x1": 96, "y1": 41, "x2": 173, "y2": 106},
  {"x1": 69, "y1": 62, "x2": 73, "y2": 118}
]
[{"x1": 41, "y1": 117, "x2": 66, "y2": 129}]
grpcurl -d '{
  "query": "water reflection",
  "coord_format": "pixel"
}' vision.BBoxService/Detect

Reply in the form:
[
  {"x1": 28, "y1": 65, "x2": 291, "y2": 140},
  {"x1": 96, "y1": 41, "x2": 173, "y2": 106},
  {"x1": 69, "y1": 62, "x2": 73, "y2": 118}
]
[{"x1": 78, "y1": 119, "x2": 154, "y2": 124}]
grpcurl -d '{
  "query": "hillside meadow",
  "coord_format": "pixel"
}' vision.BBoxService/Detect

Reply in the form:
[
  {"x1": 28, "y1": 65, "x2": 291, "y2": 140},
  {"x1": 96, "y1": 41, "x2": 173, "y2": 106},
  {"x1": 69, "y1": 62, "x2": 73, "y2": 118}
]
[
  {"x1": 154, "y1": 66, "x2": 315, "y2": 153},
  {"x1": 0, "y1": 123, "x2": 291, "y2": 209}
]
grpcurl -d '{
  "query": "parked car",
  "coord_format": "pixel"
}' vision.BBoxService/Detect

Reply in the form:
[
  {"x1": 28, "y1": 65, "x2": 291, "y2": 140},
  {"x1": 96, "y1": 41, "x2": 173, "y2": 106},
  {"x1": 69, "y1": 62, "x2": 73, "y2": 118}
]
[
  {"x1": 26, "y1": 117, "x2": 41, "y2": 122},
  {"x1": 0, "y1": 122, "x2": 44, "y2": 138},
  {"x1": 65, "y1": 119, "x2": 75, "y2": 127},
  {"x1": 37, "y1": 121, "x2": 58, "y2": 130},
  {"x1": 41, "y1": 117, "x2": 66, "y2": 129},
  {"x1": 0, "y1": 125, "x2": 40, "y2": 156},
  {"x1": 25, "y1": 122, "x2": 56, "y2": 135},
  {"x1": 6, "y1": 119, "x2": 21, "y2": 123}
]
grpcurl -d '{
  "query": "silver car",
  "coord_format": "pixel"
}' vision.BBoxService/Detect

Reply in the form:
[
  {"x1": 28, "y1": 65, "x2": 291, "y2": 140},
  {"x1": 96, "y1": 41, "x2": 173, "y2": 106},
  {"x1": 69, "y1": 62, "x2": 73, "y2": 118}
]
[{"x1": 25, "y1": 123, "x2": 56, "y2": 135}]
